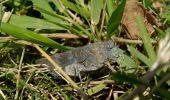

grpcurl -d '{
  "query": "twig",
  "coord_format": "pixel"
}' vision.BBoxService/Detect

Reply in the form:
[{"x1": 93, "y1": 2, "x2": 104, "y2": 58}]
[
  {"x1": 106, "y1": 89, "x2": 113, "y2": 100},
  {"x1": 0, "y1": 35, "x2": 158, "y2": 45},
  {"x1": 33, "y1": 44, "x2": 88, "y2": 99},
  {"x1": 113, "y1": 37, "x2": 157, "y2": 44},
  {"x1": 14, "y1": 48, "x2": 25, "y2": 100},
  {"x1": 0, "y1": 33, "x2": 87, "y2": 41},
  {"x1": 58, "y1": 0, "x2": 84, "y2": 25},
  {"x1": 66, "y1": 10, "x2": 84, "y2": 25}
]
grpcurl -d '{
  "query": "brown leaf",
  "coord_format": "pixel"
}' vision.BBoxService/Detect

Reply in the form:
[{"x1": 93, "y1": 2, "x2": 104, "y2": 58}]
[{"x1": 121, "y1": 1, "x2": 157, "y2": 39}]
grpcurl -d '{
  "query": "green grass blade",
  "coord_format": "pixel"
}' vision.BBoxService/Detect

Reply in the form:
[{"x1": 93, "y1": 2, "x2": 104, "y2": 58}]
[
  {"x1": 157, "y1": 87, "x2": 170, "y2": 99},
  {"x1": 31, "y1": 0, "x2": 53, "y2": 19},
  {"x1": 34, "y1": 6, "x2": 93, "y2": 39},
  {"x1": 142, "y1": 0, "x2": 152, "y2": 8},
  {"x1": 31, "y1": 0, "x2": 93, "y2": 39},
  {"x1": 135, "y1": 16, "x2": 156, "y2": 62},
  {"x1": 31, "y1": 0, "x2": 53, "y2": 12},
  {"x1": 0, "y1": 4, "x2": 3, "y2": 33},
  {"x1": 60, "y1": 0, "x2": 90, "y2": 18},
  {"x1": 41, "y1": 73, "x2": 70, "y2": 100},
  {"x1": 128, "y1": 45, "x2": 153, "y2": 67},
  {"x1": 117, "y1": 48, "x2": 138, "y2": 73},
  {"x1": 106, "y1": 0, "x2": 115, "y2": 17},
  {"x1": 155, "y1": 27, "x2": 166, "y2": 39},
  {"x1": 1, "y1": 23, "x2": 70, "y2": 50},
  {"x1": 112, "y1": 73, "x2": 146, "y2": 85},
  {"x1": 9, "y1": 14, "x2": 64, "y2": 30},
  {"x1": 31, "y1": 0, "x2": 69, "y2": 24},
  {"x1": 91, "y1": 0, "x2": 103, "y2": 25},
  {"x1": 34, "y1": 5, "x2": 70, "y2": 24},
  {"x1": 51, "y1": 0, "x2": 63, "y2": 12},
  {"x1": 0, "y1": 4, "x2": 2, "y2": 19},
  {"x1": 107, "y1": 0, "x2": 126, "y2": 37},
  {"x1": 87, "y1": 84, "x2": 107, "y2": 96},
  {"x1": 161, "y1": 12, "x2": 170, "y2": 23}
]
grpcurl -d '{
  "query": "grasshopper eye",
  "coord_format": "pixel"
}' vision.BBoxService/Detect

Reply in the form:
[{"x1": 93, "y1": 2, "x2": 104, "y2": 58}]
[{"x1": 107, "y1": 41, "x2": 114, "y2": 50}]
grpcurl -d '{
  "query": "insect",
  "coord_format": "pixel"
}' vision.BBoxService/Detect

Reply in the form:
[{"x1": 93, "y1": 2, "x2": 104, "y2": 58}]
[{"x1": 36, "y1": 40, "x2": 119, "y2": 76}]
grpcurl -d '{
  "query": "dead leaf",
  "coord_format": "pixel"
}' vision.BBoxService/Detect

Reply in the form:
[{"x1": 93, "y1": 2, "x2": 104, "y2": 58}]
[{"x1": 121, "y1": 1, "x2": 157, "y2": 39}]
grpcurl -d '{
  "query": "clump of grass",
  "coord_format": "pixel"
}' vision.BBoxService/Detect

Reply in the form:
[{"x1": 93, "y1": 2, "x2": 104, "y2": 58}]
[{"x1": 1, "y1": 0, "x2": 170, "y2": 99}]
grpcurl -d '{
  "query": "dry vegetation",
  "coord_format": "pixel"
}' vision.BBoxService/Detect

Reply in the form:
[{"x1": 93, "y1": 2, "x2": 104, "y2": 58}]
[{"x1": 0, "y1": 0, "x2": 170, "y2": 99}]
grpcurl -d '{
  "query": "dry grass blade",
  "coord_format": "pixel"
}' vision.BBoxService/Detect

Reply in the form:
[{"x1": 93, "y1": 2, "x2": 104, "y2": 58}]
[
  {"x1": 113, "y1": 37, "x2": 157, "y2": 44},
  {"x1": 0, "y1": 33, "x2": 86, "y2": 42},
  {"x1": 2, "y1": 10, "x2": 12, "y2": 23},
  {"x1": 155, "y1": 34, "x2": 170, "y2": 66},
  {"x1": 41, "y1": 33, "x2": 84, "y2": 39},
  {"x1": 0, "y1": 0, "x2": 8, "y2": 4},
  {"x1": 0, "y1": 89, "x2": 6, "y2": 100},
  {"x1": 14, "y1": 48, "x2": 25, "y2": 100}
]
